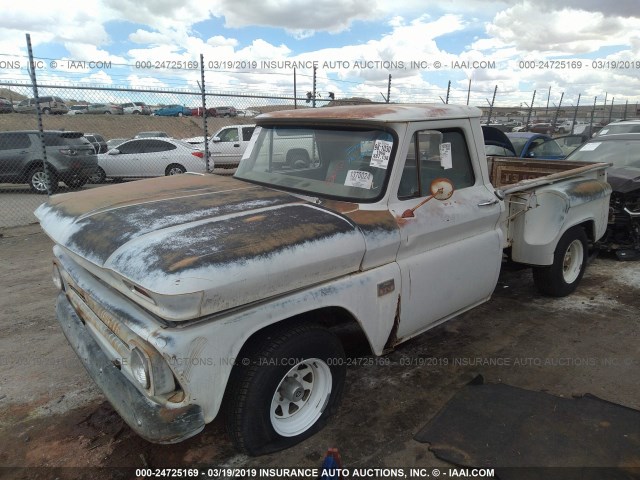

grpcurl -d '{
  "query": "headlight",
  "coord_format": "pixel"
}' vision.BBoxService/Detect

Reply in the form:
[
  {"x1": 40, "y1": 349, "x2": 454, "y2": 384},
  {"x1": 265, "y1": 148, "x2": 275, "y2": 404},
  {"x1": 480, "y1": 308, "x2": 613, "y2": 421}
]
[
  {"x1": 130, "y1": 347, "x2": 150, "y2": 389},
  {"x1": 52, "y1": 264, "x2": 64, "y2": 291}
]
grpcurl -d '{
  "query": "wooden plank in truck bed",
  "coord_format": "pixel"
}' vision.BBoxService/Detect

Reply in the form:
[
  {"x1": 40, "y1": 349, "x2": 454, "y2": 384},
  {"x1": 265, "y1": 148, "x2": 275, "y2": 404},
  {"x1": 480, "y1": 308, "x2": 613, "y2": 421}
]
[{"x1": 487, "y1": 157, "x2": 591, "y2": 187}]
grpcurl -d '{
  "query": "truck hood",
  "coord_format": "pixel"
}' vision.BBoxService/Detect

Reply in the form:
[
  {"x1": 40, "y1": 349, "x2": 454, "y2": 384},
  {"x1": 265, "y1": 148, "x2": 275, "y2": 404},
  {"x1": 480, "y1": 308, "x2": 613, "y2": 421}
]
[{"x1": 36, "y1": 174, "x2": 368, "y2": 319}]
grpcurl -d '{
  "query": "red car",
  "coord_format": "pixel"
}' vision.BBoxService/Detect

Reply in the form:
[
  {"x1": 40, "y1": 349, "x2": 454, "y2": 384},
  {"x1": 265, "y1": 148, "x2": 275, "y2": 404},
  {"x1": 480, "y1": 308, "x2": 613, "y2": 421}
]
[
  {"x1": 528, "y1": 123, "x2": 555, "y2": 135},
  {"x1": 191, "y1": 107, "x2": 217, "y2": 117}
]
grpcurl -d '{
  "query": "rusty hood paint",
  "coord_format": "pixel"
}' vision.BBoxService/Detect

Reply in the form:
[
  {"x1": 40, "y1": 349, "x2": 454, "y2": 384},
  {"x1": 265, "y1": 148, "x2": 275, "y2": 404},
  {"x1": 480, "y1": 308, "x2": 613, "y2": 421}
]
[{"x1": 36, "y1": 174, "x2": 375, "y2": 319}]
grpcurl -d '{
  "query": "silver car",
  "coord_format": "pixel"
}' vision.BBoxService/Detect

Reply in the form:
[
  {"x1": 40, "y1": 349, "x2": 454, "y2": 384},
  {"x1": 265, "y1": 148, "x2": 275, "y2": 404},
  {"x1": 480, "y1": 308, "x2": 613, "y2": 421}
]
[{"x1": 86, "y1": 103, "x2": 124, "y2": 115}]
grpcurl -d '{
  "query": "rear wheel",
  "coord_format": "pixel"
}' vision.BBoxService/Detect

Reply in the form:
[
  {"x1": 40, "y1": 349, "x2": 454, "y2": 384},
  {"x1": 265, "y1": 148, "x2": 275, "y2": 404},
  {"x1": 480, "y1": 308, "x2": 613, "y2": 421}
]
[
  {"x1": 165, "y1": 164, "x2": 186, "y2": 176},
  {"x1": 178, "y1": 112, "x2": 183, "y2": 117},
  {"x1": 28, "y1": 166, "x2": 57, "y2": 194},
  {"x1": 65, "y1": 177, "x2": 88, "y2": 189},
  {"x1": 225, "y1": 323, "x2": 346, "y2": 456},
  {"x1": 104, "y1": 111, "x2": 112, "y2": 115},
  {"x1": 42, "y1": 108, "x2": 51, "y2": 115},
  {"x1": 533, "y1": 226, "x2": 588, "y2": 297}
]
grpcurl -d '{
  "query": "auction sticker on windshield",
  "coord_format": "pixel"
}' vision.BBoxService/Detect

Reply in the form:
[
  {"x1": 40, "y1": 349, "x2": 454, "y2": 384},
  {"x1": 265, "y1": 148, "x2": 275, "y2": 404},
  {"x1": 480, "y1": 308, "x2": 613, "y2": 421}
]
[
  {"x1": 345, "y1": 170, "x2": 373, "y2": 189},
  {"x1": 440, "y1": 142, "x2": 452, "y2": 169},
  {"x1": 370, "y1": 139, "x2": 393, "y2": 169},
  {"x1": 580, "y1": 142, "x2": 601, "y2": 151}
]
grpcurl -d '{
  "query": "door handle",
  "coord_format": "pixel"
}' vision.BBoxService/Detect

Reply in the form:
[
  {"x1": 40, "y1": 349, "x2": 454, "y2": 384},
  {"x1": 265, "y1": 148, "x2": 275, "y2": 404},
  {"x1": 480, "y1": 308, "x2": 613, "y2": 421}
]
[
  {"x1": 478, "y1": 199, "x2": 499, "y2": 207},
  {"x1": 233, "y1": 143, "x2": 240, "y2": 147}
]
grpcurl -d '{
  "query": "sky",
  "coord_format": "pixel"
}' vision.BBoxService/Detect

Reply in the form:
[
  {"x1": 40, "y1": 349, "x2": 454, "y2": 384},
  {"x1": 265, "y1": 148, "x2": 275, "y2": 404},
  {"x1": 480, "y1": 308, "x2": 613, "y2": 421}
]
[{"x1": 1, "y1": 0, "x2": 639, "y2": 110}]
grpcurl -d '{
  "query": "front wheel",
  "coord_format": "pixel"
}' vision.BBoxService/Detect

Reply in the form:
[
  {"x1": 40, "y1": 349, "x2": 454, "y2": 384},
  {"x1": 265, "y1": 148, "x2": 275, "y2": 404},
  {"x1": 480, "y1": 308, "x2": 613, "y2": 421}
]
[
  {"x1": 225, "y1": 323, "x2": 346, "y2": 456},
  {"x1": 28, "y1": 166, "x2": 57, "y2": 194},
  {"x1": 533, "y1": 226, "x2": 588, "y2": 297}
]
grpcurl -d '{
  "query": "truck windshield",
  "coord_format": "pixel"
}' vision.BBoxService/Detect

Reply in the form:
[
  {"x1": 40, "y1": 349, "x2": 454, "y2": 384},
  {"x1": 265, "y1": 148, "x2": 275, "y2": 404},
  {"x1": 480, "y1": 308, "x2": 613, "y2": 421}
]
[{"x1": 234, "y1": 126, "x2": 395, "y2": 201}]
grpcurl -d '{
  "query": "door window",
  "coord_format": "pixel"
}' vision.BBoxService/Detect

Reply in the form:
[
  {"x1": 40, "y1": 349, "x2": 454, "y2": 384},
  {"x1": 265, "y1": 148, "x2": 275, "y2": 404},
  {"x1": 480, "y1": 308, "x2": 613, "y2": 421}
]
[
  {"x1": 0, "y1": 133, "x2": 31, "y2": 150},
  {"x1": 398, "y1": 129, "x2": 475, "y2": 198},
  {"x1": 117, "y1": 140, "x2": 146, "y2": 154},
  {"x1": 242, "y1": 127, "x2": 255, "y2": 141},
  {"x1": 218, "y1": 128, "x2": 239, "y2": 142}
]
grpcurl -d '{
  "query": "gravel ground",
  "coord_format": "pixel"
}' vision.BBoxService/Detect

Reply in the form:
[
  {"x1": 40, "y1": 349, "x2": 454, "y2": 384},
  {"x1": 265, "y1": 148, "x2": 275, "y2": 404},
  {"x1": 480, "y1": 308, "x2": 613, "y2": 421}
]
[{"x1": 0, "y1": 224, "x2": 638, "y2": 479}]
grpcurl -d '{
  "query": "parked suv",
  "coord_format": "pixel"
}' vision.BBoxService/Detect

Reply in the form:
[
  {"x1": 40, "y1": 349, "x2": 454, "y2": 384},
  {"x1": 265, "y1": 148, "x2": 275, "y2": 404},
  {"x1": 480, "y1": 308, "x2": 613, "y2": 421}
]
[
  {"x1": 0, "y1": 97, "x2": 14, "y2": 113},
  {"x1": 215, "y1": 106, "x2": 237, "y2": 117},
  {"x1": 0, "y1": 130, "x2": 97, "y2": 193},
  {"x1": 83, "y1": 133, "x2": 109, "y2": 154},
  {"x1": 14, "y1": 96, "x2": 69, "y2": 115},
  {"x1": 121, "y1": 102, "x2": 152, "y2": 115}
]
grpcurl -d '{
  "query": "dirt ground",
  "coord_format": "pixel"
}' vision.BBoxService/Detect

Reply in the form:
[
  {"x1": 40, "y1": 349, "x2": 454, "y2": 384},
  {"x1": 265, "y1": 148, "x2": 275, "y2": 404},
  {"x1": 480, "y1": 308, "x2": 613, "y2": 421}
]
[{"x1": 1, "y1": 224, "x2": 639, "y2": 479}]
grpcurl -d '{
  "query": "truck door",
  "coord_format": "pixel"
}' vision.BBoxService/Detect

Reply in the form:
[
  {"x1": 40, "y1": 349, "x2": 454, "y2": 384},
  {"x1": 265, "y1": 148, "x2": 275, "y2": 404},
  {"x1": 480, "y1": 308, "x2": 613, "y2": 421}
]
[{"x1": 389, "y1": 127, "x2": 504, "y2": 339}]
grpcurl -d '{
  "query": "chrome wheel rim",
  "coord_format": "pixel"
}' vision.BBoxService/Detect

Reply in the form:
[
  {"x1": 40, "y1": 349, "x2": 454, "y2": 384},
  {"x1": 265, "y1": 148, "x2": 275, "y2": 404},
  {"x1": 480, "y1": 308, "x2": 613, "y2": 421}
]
[
  {"x1": 562, "y1": 239, "x2": 584, "y2": 284},
  {"x1": 32, "y1": 171, "x2": 49, "y2": 191},
  {"x1": 270, "y1": 358, "x2": 332, "y2": 437}
]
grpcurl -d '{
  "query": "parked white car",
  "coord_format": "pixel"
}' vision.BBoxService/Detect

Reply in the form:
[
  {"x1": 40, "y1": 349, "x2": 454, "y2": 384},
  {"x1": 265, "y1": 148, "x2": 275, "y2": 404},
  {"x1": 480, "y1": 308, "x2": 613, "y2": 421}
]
[
  {"x1": 121, "y1": 102, "x2": 152, "y2": 115},
  {"x1": 93, "y1": 137, "x2": 208, "y2": 182}
]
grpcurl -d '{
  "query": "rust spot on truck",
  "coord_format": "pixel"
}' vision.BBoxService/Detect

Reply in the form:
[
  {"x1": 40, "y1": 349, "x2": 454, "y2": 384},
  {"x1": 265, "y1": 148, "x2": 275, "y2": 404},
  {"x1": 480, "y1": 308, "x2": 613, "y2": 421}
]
[
  {"x1": 168, "y1": 256, "x2": 200, "y2": 272},
  {"x1": 383, "y1": 296, "x2": 402, "y2": 352},
  {"x1": 55, "y1": 180, "x2": 303, "y2": 265},
  {"x1": 258, "y1": 104, "x2": 476, "y2": 123},
  {"x1": 111, "y1": 204, "x2": 358, "y2": 278},
  {"x1": 566, "y1": 180, "x2": 612, "y2": 198}
]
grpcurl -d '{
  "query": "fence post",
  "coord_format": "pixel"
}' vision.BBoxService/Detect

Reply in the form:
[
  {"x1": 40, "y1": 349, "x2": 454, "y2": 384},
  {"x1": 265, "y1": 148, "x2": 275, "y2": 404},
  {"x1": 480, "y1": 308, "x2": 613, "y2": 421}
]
[
  {"x1": 608, "y1": 97, "x2": 615, "y2": 123},
  {"x1": 552, "y1": 92, "x2": 563, "y2": 130},
  {"x1": 387, "y1": 74, "x2": 391, "y2": 104},
  {"x1": 199, "y1": 53, "x2": 210, "y2": 172},
  {"x1": 525, "y1": 90, "x2": 536, "y2": 130},
  {"x1": 25, "y1": 33, "x2": 54, "y2": 196},
  {"x1": 570, "y1": 94, "x2": 581, "y2": 134},
  {"x1": 312, "y1": 66, "x2": 317, "y2": 108}
]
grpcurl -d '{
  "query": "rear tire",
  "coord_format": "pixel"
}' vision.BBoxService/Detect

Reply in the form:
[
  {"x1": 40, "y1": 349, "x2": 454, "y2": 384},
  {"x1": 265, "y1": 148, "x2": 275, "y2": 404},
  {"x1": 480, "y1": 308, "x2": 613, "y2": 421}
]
[
  {"x1": 165, "y1": 164, "x2": 186, "y2": 176},
  {"x1": 224, "y1": 323, "x2": 346, "y2": 456},
  {"x1": 533, "y1": 226, "x2": 588, "y2": 297},
  {"x1": 89, "y1": 167, "x2": 106, "y2": 184},
  {"x1": 64, "y1": 177, "x2": 88, "y2": 189}
]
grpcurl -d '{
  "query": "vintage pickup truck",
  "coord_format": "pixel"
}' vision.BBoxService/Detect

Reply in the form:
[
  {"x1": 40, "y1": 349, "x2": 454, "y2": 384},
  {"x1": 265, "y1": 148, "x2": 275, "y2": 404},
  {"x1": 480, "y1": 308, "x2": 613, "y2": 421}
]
[{"x1": 36, "y1": 104, "x2": 611, "y2": 455}]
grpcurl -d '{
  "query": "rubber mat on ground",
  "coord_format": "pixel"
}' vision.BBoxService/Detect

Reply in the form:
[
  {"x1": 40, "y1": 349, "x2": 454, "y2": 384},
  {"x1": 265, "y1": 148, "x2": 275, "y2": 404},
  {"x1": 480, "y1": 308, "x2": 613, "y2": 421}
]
[{"x1": 414, "y1": 378, "x2": 640, "y2": 480}]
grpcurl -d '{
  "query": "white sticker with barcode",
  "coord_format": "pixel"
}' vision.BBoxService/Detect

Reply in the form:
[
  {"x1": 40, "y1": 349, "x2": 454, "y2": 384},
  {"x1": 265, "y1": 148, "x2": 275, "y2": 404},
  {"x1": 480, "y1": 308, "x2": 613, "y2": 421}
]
[
  {"x1": 369, "y1": 140, "x2": 393, "y2": 169},
  {"x1": 440, "y1": 142, "x2": 453, "y2": 169},
  {"x1": 344, "y1": 170, "x2": 373, "y2": 189}
]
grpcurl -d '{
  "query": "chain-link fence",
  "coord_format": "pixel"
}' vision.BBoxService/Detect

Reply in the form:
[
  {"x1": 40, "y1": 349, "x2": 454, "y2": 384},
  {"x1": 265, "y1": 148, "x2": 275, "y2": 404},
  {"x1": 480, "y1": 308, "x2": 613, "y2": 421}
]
[
  {"x1": 1, "y1": 77, "x2": 639, "y2": 227},
  {"x1": 0, "y1": 81, "x2": 305, "y2": 227}
]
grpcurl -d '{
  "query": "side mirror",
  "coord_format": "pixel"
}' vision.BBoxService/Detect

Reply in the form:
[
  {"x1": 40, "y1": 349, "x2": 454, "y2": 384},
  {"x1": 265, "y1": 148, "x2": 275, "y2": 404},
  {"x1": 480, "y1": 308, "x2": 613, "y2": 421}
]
[
  {"x1": 108, "y1": 149, "x2": 120, "y2": 155},
  {"x1": 212, "y1": 137, "x2": 221, "y2": 143},
  {"x1": 402, "y1": 178, "x2": 454, "y2": 218}
]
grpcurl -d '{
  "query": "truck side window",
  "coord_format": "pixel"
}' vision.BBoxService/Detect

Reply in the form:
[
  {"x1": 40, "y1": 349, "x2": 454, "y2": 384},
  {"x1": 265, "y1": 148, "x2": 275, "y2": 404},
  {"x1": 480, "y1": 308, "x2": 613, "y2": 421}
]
[{"x1": 398, "y1": 129, "x2": 475, "y2": 199}]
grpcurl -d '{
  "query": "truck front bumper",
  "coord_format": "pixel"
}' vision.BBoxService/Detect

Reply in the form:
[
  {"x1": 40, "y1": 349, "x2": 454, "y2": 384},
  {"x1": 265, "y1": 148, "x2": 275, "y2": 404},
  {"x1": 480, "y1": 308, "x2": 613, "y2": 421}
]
[{"x1": 56, "y1": 293, "x2": 205, "y2": 444}]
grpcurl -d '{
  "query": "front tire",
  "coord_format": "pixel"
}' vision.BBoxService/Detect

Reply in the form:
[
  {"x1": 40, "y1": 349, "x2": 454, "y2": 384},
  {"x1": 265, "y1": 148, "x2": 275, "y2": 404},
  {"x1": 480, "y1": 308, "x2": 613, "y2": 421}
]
[
  {"x1": 225, "y1": 323, "x2": 346, "y2": 456},
  {"x1": 533, "y1": 226, "x2": 588, "y2": 297},
  {"x1": 28, "y1": 166, "x2": 57, "y2": 194}
]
